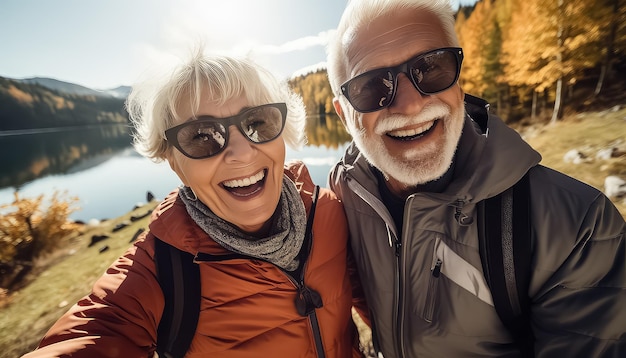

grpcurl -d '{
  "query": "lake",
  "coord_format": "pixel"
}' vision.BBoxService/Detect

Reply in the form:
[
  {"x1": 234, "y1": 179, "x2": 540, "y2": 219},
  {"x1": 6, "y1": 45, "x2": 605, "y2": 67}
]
[{"x1": 0, "y1": 123, "x2": 350, "y2": 222}]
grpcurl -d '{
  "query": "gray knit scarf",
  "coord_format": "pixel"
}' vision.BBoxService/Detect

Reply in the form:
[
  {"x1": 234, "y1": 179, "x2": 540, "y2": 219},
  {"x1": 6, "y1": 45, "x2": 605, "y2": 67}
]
[{"x1": 179, "y1": 176, "x2": 306, "y2": 271}]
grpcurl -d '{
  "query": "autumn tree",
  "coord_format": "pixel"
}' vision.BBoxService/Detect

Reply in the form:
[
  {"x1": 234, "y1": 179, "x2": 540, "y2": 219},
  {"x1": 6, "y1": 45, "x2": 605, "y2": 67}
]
[
  {"x1": 592, "y1": 0, "x2": 626, "y2": 96},
  {"x1": 0, "y1": 191, "x2": 80, "y2": 289},
  {"x1": 457, "y1": 0, "x2": 498, "y2": 99},
  {"x1": 458, "y1": 0, "x2": 525, "y2": 118},
  {"x1": 500, "y1": 0, "x2": 548, "y2": 119},
  {"x1": 500, "y1": 0, "x2": 616, "y2": 122},
  {"x1": 288, "y1": 69, "x2": 351, "y2": 147},
  {"x1": 289, "y1": 70, "x2": 334, "y2": 116}
]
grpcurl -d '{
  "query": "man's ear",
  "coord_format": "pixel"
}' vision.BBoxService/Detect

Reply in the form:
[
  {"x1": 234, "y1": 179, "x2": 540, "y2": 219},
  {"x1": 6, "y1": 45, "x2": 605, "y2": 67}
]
[{"x1": 332, "y1": 97, "x2": 347, "y2": 128}]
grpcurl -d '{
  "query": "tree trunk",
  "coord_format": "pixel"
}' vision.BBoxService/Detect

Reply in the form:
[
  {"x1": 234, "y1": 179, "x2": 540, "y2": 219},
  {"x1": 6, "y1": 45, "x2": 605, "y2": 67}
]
[
  {"x1": 551, "y1": 0, "x2": 565, "y2": 124},
  {"x1": 551, "y1": 78, "x2": 564, "y2": 124},
  {"x1": 595, "y1": 64, "x2": 608, "y2": 97},
  {"x1": 531, "y1": 90, "x2": 538, "y2": 119},
  {"x1": 496, "y1": 87, "x2": 502, "y2": 116},
  {"x1": 594, "y1": 0, "x2": 620, "y2": 96}
]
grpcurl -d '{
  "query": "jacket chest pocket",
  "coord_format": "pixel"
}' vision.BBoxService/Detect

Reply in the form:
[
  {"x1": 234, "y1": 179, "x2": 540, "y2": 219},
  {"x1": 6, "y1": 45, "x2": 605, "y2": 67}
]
[
  {"x1": 414, "y1": 237, "x2": 504, "y2": 336},
  {"x1": 417, "y1": 236, "x2": 448, "y2": 323},
  {"x1": 423, "y1": 256, "x2": 442, "y2": 322}
]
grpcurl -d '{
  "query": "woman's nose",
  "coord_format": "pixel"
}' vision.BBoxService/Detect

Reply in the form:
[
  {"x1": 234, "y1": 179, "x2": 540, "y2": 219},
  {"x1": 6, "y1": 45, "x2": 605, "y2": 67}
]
[{"x1": 223, "y1": 126, "x2": 256, "y2": 162}]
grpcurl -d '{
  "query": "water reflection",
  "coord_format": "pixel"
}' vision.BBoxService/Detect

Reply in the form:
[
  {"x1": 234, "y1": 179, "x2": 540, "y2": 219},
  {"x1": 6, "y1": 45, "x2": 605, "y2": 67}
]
[
  {"x1": 305, "y1": 113, "x2": 352, "y2": 148},
  {"x1": 0, "y1": 118, "x2": 352, "y2": 221},
  {"x1": 0, "y1": 124, "x2": 132, "y2": 189}
]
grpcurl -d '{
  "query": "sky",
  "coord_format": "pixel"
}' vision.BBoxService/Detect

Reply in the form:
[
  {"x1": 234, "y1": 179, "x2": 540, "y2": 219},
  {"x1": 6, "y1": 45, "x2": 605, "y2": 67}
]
[{"x1": 1, "y1": 0, "x2": 475, "y2": 90}]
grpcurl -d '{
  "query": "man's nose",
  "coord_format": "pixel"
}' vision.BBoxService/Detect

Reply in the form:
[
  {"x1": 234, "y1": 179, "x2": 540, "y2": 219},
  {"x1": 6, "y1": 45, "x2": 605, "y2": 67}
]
[{"x1": 389, "y1": 72, "x2": 428, "y2": 114}]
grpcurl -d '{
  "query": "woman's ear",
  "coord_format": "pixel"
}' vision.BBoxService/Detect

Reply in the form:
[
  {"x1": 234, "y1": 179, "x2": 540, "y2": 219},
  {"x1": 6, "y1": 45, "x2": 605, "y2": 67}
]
[{"x1": 166, "y1": 149, "x2": 188, "y2": 187}]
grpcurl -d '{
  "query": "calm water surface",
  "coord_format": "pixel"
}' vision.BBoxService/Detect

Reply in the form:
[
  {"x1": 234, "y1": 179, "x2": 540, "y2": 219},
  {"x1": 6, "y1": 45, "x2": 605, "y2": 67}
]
[{"x1": 0, "y1": 125, "x2": 349, "y2": 222}]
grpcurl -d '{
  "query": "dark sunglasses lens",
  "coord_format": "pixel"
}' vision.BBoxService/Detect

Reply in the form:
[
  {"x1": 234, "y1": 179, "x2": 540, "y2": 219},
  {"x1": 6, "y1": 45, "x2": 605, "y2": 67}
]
[
  {"x1": 347, "y1": 69, "x2": 394, "y2": 112},
  {"x1": 240, "y1": 106, "x2": 285, "y2": 143},
  {"x1": 411, "y1": 50, "x2": 459, "y2": 94},
  {"x1": 176, "y1": 121, "x2": 227, "y2": 158}
]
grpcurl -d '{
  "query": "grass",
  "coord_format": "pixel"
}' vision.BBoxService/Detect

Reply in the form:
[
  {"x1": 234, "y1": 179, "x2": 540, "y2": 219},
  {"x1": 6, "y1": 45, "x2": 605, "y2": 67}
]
[
  {"x1": 0, "y1": 202, "x2": 158, "y2": 358},
  {"x1": 518, "y1": 106, "x2": 626, "y2": 218},
  {"x1": 1, "y1": 104, "x2": 625, "y2": 357}
]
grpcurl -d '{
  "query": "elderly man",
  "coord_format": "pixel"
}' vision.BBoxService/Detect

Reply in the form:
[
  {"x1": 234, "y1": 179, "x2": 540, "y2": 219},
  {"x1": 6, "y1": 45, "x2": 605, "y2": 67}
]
[{"x1": 326, "y1": 0, "x2": 626, "y2": 357}]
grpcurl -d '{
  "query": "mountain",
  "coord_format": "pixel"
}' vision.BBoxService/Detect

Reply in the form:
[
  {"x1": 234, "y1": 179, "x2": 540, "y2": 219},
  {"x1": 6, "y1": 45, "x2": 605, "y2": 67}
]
[
  {"x1": 290, "y1": 62, "x2": 327, "y2": 80},
  {"x1": 17, "y1": 77, "x2": 106, "y2": 97},
  {"x1": 102, "y1": 85, "x2": 131, "y2": 99},
  {"x1": 0, "y1": 76, "x2": 129, "y2": 131},
  {"x1": 15, "y1": 77, "x2": 130, "y2": 99}
]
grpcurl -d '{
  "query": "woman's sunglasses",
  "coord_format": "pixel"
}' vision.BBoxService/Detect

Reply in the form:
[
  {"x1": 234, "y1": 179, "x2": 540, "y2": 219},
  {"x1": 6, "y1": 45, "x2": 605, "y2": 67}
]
[
  {"x1": 165, "y1": 102, "x2": 287, "y2": 159},
  {"x1": 340, "y1": 47, "x2": 464, "y2": 113}
]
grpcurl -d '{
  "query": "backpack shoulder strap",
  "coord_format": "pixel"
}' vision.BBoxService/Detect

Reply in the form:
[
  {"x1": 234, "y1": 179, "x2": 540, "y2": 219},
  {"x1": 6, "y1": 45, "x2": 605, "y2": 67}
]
[
  {"x1": 464, "y1": 93, "x2": 490, "y2": 134},
  {"x1": 154, "y1": 237, "x2": 201, "y2": 358},
  {"x1": 478, "y1": 172, "x2": 534, "y2": 356}
]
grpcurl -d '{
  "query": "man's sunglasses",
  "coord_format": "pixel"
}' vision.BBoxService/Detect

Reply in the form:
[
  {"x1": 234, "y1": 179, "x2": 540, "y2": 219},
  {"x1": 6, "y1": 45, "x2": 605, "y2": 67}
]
[
  {"x1": 340, "y1": 47, "x2": 464, "y2": 113},
  {"x1": 165, "y1": 102, "x2": 287, "y2": 159}
]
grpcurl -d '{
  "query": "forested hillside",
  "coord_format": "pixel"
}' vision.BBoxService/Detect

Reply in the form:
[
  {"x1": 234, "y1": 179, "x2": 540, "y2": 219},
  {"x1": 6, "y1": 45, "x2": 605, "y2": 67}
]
[
  {"x1": 2, "y1": 0, "x2": 624, "y2": 131},
  {"x1": 291, "y1": 0, "x2": 625, "y2": 126},
  {"x1": 0, "y1": 77, "x2": 127, "y2": 131},
  {"x1": 289, "y1": 70, "x2": 334, "y2": 116},
  {"x1": 288, "y1": 70, "x2": 351, "y2": 147},
  {"x1": 455, "y1": 0, "x2": 626, "y2": 122}
]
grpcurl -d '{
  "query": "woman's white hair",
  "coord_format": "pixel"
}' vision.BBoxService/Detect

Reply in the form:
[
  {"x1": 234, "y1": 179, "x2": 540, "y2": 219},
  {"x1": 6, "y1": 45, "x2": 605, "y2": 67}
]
[
  {"x1": 326, "y1": 0, "x2": 460, "y2": 97},
  {"x1": 127, "y1": 47, "x2": 307, "y2": 161}
]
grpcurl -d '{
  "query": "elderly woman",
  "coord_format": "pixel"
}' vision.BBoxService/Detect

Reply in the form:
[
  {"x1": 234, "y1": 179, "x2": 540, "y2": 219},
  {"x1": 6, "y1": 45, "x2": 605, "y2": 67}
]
[{"x1": 23, "y1": 50, "x2": 366, "y2": 357}]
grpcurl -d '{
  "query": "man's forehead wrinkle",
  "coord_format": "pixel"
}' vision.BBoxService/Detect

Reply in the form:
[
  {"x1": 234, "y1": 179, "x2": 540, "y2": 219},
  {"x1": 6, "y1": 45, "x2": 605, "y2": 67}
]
[{"x1": 344, "y1": 21, "x2": 441, "y2": 76}]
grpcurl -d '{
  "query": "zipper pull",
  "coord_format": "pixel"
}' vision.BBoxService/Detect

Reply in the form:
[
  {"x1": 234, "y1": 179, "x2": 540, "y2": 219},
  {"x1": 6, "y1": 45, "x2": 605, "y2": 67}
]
[
  {"x1": 394, "y1": 240, "x2": 402, "y2": 257},
  {"x1": 453, "y1": 199, "x2": 473, "y2": 225},
  {"x1": 432, "y1": 259, "x2": 442, "y2": 278}
]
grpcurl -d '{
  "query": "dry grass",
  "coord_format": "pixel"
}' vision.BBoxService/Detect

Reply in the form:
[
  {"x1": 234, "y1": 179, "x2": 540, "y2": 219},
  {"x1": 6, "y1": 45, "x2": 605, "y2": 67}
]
[
  {"x1": 518, "y1": 105, "x2": 626, "y2": 218},
  {"x1": 1, "y1": 105, "x2": 625, "y2": 357},
  {"x1": 0, "y1": 202, "x2": 157, "y2": 358}
]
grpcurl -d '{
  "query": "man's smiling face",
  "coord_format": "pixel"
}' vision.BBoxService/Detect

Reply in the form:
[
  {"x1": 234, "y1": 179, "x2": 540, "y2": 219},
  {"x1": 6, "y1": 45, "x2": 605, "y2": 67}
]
[{"x1": 338, "y1": 8, "x2": 465, "y2": 195}]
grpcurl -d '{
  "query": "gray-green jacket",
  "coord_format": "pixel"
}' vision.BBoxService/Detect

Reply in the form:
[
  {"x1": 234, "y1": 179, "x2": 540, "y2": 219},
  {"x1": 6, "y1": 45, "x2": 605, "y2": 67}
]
[{"x1": 329, "y1": 96, "x2": 626, "y2": 357}]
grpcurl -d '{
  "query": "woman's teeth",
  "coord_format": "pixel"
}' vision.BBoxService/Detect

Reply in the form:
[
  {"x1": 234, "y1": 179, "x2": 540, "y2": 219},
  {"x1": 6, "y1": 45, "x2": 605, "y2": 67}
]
[{"x1": 222, "y1": 170, "x2": 265, "y2": 188}]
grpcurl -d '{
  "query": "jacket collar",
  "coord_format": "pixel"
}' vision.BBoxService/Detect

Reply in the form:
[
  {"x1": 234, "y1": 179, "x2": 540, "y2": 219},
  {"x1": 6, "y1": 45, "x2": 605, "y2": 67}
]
[{"x1": 335, "y1": 96, "x2": 541, "y2": 204}]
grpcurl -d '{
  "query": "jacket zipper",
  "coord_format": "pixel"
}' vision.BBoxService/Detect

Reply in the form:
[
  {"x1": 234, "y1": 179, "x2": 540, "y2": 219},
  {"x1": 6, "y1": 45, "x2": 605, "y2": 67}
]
[
  {"x1": 395, "y1": 194, "x2": 421, "y2": 358},
  {"x1": 395, "y1": 230, "x2": 406, "y2": 358},
  {"x1": 347, "y1": 177, "x2": 404, "y2": 358},
  {"x1": 195, "y1": 254, "x2": 325, "y2": 358},
  {"x1": 279, "y1": 265, "x2": 326, "y2": 358},
  {"x1": 426, "y1": 259, "x2": 442, "y2": 323},
  {"x1": 279, "y1": 254, "x2": 326, "y2": 358},
  {"x1": 425, "y1": 237, "x2": 443, "y2": 323},
  {"x1": 308, "y1": 309, "x2": 325, "y2": 358}
]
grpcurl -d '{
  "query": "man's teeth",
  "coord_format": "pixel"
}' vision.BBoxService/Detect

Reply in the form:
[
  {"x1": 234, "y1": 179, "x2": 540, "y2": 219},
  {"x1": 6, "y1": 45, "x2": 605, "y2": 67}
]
[
  {"x1": 223, "y1": 170, "x2": 265, "y2": 188},
  {"x1": 388, "y1": 121, "x2": 435, "y2": 137}
]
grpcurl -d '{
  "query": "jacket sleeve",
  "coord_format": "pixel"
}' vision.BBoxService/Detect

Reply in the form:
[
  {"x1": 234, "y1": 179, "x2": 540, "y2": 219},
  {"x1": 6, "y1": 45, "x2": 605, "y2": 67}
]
[
  {"x1": 348, "y1": 245, "x2": 370, "y2": 328},
  {"x1": 22, "y1": 235, "x2": 164, "y2": 358},
  {"x1": 532, "y1": 193, "x2": 626, "y2": 357},
  {"x1": 328, "y1": 163, "x2": 345, "y2": 202}
]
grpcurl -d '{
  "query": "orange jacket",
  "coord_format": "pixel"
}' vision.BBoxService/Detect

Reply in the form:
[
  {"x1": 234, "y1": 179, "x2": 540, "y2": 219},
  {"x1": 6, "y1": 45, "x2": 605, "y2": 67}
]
[{"x1": 24, "y1": 162, "x2": 365, "y2": 358}]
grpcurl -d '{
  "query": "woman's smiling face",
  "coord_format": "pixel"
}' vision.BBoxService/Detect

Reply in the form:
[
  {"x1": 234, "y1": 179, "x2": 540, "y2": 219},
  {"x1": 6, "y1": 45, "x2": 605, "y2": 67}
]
[{"x1": 167, "y1": 91, "x2": 286, "y2": 235}]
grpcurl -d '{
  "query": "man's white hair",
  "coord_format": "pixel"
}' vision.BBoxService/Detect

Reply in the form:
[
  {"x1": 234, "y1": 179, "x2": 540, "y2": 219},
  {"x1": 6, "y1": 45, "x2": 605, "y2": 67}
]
[{"x1": 326, "y1": 0, "x2": 460, "y2": 97}]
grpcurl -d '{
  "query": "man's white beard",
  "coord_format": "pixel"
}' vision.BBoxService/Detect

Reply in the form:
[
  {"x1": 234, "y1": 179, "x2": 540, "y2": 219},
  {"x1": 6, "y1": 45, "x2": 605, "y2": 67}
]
[{"x1": 347, "y1": 100, "x2": 465, "y2": 186}]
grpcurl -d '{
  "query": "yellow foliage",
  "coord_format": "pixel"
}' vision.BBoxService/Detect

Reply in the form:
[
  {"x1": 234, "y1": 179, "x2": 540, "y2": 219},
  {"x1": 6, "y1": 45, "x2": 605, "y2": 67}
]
[
  {"x1": 28, "y1": 157, "x2": 52, "y2": 177},
  {"x1": 7, "y1": 85, "x2": 34, "y2": 105},
  {"x1": 458, "y1": 0, "x2": 496, "y2": 96},
  {"x1": 0, "y1": 191, "x2": 80, "y2": 263},
  {"x1": 52, "y1": 96, "x2": 71, "y2": 110},
  {"x1": 499, "y1": 0, "x2": 613, "y2": 94}
]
